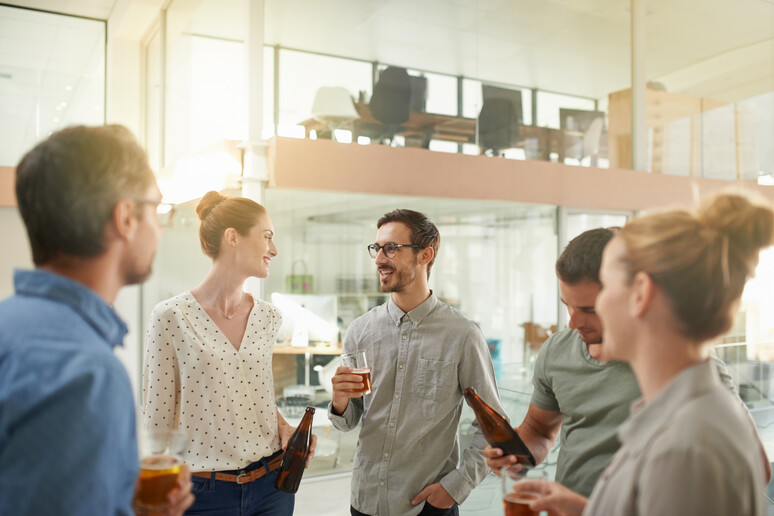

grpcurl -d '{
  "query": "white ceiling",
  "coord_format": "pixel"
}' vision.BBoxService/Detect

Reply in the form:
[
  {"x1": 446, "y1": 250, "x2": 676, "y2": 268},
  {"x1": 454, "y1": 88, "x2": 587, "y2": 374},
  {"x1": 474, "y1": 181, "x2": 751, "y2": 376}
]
[
  {"x1": 7, "y1": 0, "x2": 772, "y2": 99},
  {"x1": 1, "y1": 0, "x2": 772, "y2": 165}
]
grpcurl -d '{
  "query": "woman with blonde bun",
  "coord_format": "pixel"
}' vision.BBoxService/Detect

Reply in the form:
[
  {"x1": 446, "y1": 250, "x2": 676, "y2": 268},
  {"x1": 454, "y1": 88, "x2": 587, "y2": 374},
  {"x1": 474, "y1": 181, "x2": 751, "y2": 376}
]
[
  {"x1": 142, "y1": 191, "x2": 315, "y2": 515},
  {"x1": 527, "y1": 192, "x2": 773, "y2": 516}
]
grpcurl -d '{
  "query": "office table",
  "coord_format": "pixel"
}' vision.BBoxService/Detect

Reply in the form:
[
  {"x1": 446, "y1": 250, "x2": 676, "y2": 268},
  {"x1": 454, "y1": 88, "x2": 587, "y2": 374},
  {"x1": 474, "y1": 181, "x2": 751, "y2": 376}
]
[
  {"x1": 299, "y1": 103, "x2": 583, "y2": 162},
  {"x1": 274, "y1": 344, "x2": 341, "y2": 386}
]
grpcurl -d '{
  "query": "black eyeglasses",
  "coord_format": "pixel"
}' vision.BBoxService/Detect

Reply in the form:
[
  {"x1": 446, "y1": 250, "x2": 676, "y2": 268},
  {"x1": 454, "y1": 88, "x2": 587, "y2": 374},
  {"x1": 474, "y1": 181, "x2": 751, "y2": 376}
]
[
  {"x1": 133, "y1": 198, "x2": 176, "y2": 227},
  {"x1": 367, "y1": 242, "x2": 423, "y2": 259}
]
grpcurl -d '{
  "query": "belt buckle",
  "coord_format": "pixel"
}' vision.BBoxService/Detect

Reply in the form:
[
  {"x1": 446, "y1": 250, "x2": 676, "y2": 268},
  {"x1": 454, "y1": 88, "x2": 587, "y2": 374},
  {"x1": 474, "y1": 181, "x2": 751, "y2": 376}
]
[{"x1": 236, "y1": 471, "x2": 250, "y2": 484}]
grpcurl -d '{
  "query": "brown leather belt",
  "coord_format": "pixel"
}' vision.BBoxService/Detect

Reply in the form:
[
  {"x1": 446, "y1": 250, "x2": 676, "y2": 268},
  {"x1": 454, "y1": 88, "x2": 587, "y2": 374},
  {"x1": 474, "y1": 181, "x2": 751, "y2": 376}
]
[{"x1": 193, "y1": 454, "x2": 284, "y2": 484}]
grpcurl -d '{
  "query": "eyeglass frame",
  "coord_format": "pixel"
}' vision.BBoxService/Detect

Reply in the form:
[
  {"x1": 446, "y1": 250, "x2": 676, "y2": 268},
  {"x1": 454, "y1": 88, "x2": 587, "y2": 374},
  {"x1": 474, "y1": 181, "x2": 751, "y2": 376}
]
[
  {"x1": 132, "y1": 197, "x2": 176, "y2": 227},
  {"x1": 367, "y1": 242, "x2": 425, "y2": 259}
]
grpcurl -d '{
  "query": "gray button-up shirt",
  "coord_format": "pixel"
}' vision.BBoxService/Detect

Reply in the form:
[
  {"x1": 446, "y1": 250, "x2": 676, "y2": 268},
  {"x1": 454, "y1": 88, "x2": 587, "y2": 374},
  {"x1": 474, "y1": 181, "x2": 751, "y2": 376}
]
[
  {"x1": 584, "y1": 360, "x2": 766, "y2": 516},
  {"x1": 328, "y1": 293, "x2": 505, "y2": 516}
]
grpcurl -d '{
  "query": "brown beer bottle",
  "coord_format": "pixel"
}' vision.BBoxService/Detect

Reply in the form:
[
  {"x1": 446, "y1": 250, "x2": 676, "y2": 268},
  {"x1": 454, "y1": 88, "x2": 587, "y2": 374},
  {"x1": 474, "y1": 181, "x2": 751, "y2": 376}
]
[
  {"x1": 275, "y1": 406, "x2": 315, "y2": 493},
  {"x1": 463, "y1": 387, "x2": 535, "y2": 465}
]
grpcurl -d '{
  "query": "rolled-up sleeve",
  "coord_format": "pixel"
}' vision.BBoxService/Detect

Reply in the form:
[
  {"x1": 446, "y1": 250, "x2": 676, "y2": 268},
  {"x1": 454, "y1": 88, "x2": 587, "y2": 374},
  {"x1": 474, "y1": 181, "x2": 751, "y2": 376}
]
[{"x1": 440, "y1": 323, "x2": 504, "y2": 504}]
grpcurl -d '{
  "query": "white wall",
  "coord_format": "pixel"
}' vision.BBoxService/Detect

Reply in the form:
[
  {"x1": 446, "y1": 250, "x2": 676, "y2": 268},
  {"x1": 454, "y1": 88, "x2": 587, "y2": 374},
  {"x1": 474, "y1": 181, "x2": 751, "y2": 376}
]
[{"x1": 0, "y1": 207, "x2": 32, "y2": 299}]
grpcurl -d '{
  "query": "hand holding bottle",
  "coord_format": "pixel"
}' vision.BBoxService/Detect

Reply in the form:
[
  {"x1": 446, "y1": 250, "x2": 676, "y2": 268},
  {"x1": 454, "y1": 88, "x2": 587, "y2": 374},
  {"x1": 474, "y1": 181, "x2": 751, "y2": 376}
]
[
  {"x1": 275, "y1": 406, "x2": 316, "y2": 494},
  {"x1": 278, "y1": 414, "x2": 317, "y2": 468}
]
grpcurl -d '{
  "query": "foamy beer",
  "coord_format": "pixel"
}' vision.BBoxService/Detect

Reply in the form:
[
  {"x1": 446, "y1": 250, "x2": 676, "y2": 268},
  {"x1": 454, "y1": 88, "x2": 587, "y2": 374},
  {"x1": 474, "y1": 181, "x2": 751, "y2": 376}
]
[
  {"x1": 136, "y1": 429, "x2": 187, "y2": 510},
  {"x1": 341, "y1": 350, "x2": 372, "y2": 395},
  {"x1": 501, "y1": 465, "x2": 548, "y2": 516}
]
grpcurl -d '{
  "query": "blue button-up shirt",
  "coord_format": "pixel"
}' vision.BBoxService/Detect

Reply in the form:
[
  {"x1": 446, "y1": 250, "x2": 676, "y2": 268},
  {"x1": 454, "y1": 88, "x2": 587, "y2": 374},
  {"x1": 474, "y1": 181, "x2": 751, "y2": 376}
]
[{"x1": 0, "y1": 269, "x2": 138, "y2": 515}]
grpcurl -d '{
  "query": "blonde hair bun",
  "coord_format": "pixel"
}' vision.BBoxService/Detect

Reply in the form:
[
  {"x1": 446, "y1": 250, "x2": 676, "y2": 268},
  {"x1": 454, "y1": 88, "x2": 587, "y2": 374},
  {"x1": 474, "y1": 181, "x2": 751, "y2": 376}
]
[
  {"x1": 699, "y1": 192, "x2": 774, "y2": 269},
  {"x1": 196, "y1": 191, "x2": 226, "y2": 221}
]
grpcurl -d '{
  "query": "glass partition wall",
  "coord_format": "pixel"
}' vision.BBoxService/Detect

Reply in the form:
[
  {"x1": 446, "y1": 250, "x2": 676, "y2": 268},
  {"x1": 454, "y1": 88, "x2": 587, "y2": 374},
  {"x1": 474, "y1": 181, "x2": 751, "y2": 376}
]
[
  {"x1": 132, "y1": 0, "x2": 774, "y2": 489},
  {"x1": 141, "y1": 189, "x2": 559, "y2": 480}
]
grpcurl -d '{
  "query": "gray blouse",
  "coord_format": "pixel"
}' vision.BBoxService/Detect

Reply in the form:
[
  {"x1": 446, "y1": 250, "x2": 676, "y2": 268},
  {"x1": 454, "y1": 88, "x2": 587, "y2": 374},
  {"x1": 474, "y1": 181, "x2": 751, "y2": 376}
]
[{"x1": 584, "y1": 360, "x2": 766, "y2": 516}]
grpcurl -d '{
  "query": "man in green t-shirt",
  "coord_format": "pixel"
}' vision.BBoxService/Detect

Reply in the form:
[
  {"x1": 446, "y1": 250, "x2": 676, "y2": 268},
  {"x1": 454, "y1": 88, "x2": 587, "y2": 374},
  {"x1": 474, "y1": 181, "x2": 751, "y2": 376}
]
[{"x1": 485, "y1": 227, "x2": 748, "y2": 497}]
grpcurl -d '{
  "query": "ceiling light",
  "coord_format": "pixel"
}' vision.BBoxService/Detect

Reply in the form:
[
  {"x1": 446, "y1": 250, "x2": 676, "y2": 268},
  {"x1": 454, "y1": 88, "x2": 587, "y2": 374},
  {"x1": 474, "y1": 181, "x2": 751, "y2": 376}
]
[
  {"x1": 65, "y1": 85, "x2": 72, "y2": 91},
  {"x1": 53, "y1": 117, "x2": 60, "y2": 123}
]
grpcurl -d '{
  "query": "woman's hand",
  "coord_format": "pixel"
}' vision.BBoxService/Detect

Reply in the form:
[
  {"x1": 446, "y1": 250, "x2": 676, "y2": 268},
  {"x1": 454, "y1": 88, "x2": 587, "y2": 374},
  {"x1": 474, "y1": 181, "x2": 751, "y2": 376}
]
[
  {"x1": 526, "y1": 480, "x2": 587, "y2": 516},
  {"x1": 277, "y1": 410, "x2": 317, "y2": 467}
]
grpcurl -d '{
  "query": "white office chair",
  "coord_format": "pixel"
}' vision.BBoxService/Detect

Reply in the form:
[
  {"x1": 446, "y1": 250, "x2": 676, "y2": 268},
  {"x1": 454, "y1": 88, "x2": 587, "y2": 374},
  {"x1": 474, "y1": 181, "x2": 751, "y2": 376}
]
[
  {"x1": 582, "y1": 116, "x2": 605, "y2": 167},
  {"x1": 310, "y1": 86, "x2": 360, "y2": 142}
]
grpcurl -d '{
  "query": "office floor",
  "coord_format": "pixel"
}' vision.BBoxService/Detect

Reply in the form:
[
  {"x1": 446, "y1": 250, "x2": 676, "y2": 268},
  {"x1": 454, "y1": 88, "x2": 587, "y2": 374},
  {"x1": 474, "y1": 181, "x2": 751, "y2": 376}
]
[
  {"x1": 296, "y1": 470, "x2": 522, "y2": 515},
  {"x1": 292, "y1": 370, "x2": 547, "y2": 515}
]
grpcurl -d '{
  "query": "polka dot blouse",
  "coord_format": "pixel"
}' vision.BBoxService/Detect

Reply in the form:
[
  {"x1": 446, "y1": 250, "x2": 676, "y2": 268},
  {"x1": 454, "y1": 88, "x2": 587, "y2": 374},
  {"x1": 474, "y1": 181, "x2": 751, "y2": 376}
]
[{"x1": 141, "y1": 291, "x2": 282, "y2": 472}]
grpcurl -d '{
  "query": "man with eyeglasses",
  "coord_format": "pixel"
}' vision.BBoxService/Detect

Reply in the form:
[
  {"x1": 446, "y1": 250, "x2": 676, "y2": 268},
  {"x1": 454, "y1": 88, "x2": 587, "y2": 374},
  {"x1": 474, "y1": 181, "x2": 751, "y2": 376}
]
[
  {"x1": 0, "y1": 125, "x2": 192, "y2": 515},
  {"x1": 329, "y1": 209, "x2": 506, "y2": 516}
]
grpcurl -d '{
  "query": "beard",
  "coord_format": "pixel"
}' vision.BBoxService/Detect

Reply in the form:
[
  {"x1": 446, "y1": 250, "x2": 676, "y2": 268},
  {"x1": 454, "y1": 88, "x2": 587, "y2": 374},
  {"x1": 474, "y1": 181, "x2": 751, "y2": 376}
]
[
  {"x1": 124, "y1": 264, "x2": 153, "y2": 286},
  {"x1": 122, "y1": 250, "x2": 155, "y2": 286},
  {"x1": 378, "y1": 261, "x2": 418, "y2": 293}
]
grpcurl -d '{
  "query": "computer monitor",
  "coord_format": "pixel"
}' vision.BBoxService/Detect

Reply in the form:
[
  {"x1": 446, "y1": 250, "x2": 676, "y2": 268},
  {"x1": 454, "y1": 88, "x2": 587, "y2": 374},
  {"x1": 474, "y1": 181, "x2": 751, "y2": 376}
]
[
  {"x1": 559, "y1": 108, "x2": 605, "y2": 133},
  {"x1": 478, "y1": 85, "x2": 524, "y2": 154},
  {"x1": 271, "y1": 293, "x2": 338, "y2": 344}
]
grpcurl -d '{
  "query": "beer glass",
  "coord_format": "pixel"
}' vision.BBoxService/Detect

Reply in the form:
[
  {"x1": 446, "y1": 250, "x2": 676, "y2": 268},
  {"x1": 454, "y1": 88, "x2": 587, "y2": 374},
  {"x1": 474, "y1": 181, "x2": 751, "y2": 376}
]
[
  {"x1": 501, "y1": 464, "x2": 549, "y2": 516},
  {"x1": 340, "y1": 350, "x2": 372, "y2": 394},
  {"x1": 136, "y1": 429, "x2": 187, "y2": 510}
]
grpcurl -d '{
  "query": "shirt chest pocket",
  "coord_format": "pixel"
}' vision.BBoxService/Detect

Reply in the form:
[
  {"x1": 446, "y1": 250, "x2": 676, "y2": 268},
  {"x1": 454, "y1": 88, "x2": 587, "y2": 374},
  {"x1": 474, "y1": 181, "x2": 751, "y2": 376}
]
[{"x1": 415, "y1": 358, "x2": 456, "y2": 401}]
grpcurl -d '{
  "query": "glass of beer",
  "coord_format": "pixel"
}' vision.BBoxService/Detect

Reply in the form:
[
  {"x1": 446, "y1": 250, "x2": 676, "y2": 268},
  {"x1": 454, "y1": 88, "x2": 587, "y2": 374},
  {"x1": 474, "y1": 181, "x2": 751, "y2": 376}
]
[
  {"x1": 136, "y1": 429, "x2": 186, "y2": 510},
  {"x1": 341, "y1": 350, "x2": 372, "y2": 394},
  {"x1": 501, "y1": 464, "x2": 549, "y2": 516}
]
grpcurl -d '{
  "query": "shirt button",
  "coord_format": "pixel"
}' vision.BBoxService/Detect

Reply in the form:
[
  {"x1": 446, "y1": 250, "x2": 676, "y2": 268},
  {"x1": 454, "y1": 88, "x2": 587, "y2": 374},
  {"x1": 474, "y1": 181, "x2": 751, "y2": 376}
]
[
  {"x1": 384, "y1": 452, "x2": 390, "y2": 458},
  {"x1": 401, "y1": 334, "x2": 407, "y2": 340},
  {"x1": 399, "y1": 364, "x2": 403, "y2": 369},
  {"x1": 389, "y1": 422, "x2": 395, "y2": 427},
  {"x1": 394, "y1": 394, "x2": 400, "y2": 399},
  {"x1": 380, "y1": 481, "x2": 385, "y2": 486}
]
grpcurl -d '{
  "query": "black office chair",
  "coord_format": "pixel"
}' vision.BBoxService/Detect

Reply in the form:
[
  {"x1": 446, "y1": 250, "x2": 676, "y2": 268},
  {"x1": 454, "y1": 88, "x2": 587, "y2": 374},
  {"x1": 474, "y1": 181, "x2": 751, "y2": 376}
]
[
  {"x1": 478, "y1": 97, "x2": 520, "y2": 156},
  {"x1": 408, "y1": 75, "x2": 428, "y2": 112},
  {"x1": 367, "y1": 66, "x2": 411, "y2": 145}
]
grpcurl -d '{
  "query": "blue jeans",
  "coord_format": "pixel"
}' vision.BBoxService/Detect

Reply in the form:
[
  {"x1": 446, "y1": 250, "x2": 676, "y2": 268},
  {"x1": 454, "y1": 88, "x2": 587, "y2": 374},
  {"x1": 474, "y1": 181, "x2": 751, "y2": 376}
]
[{"x1": 186, "y1": 452, "x2": 294, "y2": 516}]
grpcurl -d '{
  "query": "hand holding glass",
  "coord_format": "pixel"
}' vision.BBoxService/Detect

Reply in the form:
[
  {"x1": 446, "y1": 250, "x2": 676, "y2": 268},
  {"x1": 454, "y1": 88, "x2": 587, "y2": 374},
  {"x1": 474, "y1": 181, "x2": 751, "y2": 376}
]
[
  {"x1": 501, "y1": 464, "x2": 549, "y2": 516},
  {"x1": 136, "y1": 429, "x2": 187, "y2": 510},
  {"x1": 340, "y1": 350, "x2": 371, "y2": 394}
]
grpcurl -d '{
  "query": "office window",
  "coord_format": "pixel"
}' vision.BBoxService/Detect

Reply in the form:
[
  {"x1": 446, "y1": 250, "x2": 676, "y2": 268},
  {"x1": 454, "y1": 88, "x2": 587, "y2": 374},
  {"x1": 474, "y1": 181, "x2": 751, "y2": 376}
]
[
  {"x1": 262, "y1": 47, "x2": 275, "y2": 140},
  {"x1": 165, "y1": 0, "x2": 248, "y2": 168},
  {"x1": 420, "y1": 70, "x2": 457, "y2": 116},
  {"x1": 278, "y1": 49, "x2": 372, "y2": 138},
  {"x1": 0, "y1": 6, "x2": 105, "y2": 167},
  {"x1": 144, "y1": 25, "x2": 162, "y2": 172}
]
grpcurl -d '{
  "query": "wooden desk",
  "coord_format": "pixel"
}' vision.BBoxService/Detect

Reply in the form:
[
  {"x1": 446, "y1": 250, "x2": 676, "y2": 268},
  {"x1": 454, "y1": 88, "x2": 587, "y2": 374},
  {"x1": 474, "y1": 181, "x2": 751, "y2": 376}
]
[
  {"x1": 273, "y1": 344, "x2": 341, "y2": 386},
  {"x1": 300, "y1": 103, "x2": 582, "y2": 161},
  {"x1": 273, "y1": 345, "x2": 341, "y2": 355}
]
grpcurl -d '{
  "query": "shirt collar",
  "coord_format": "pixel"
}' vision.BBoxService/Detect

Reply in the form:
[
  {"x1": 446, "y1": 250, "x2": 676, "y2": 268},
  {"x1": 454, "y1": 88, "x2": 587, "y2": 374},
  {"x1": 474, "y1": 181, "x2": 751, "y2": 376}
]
[
  {"x1": 386, "y1": 291, "x2": 438, "y2": 327},
  {"x1": 618, "y1": 359, "x2": 718, "y2": 451},
  {"x1": 14, "y1": 269, "x2": 129, "y2": 349}
]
